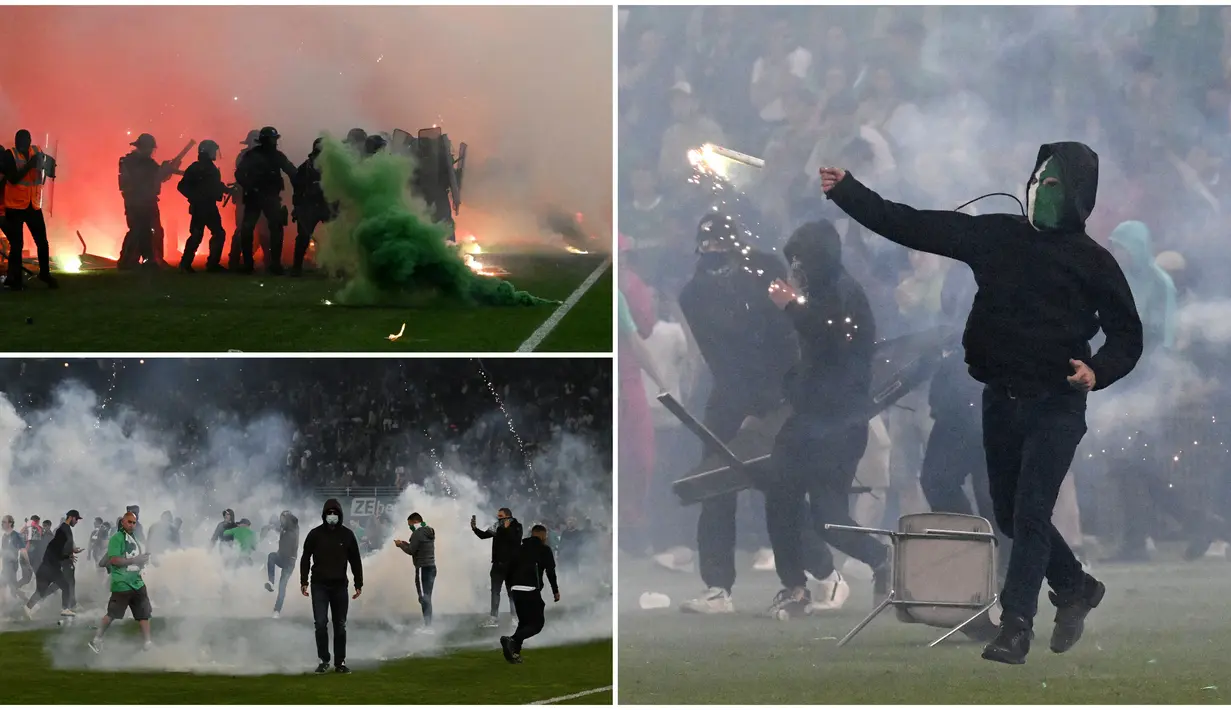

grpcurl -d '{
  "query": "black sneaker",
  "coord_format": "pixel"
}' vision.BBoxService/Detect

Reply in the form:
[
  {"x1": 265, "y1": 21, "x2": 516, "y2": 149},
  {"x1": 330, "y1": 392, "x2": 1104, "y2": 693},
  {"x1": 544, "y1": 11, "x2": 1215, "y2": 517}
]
[
  {"x1": 1049, "y1": 574, "x2": 1105, "y2": 654},
  {"x1": 981, "y1": 614, "x2": 1033, "y2": 665},
  {"x1": 264, "y1": 582, "x2": 274, "y2": 593},
  {"x1": 511, "y1": 652, "x2": 523, "y2": 664},
  {"x1": 315, "y1": 662, "x2": 330, "y2": 674},
  {"x1": 500, "y1": 635, "x2": 515, "y2": 663},
  {"x1": 959, "y1": 611, "x2": 1000, "y2": 643},
  {"x1": 206, "y1": 263, "x2": 228, "y2": 273},
  {"x1": 335, "y1": 663, "x2": 351, "y2": 674}
]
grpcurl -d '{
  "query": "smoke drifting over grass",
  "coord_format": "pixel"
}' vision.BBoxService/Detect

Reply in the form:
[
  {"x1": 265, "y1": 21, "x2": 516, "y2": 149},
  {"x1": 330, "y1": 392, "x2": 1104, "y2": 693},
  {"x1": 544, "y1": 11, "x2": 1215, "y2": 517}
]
[{"x1": 0, "y1": 374, "x2": 611, "y2": 675}]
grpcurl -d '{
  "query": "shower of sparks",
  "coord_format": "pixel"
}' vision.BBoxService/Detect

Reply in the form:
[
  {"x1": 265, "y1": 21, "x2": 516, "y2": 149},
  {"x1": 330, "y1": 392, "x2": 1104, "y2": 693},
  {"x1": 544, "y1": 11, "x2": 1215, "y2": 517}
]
[
  {"x1": 377, "y1": 54, "x2": 384, "y2": 63},
  {"x1": 474, "y1": 358, "x2": 539, "y2": 494},
  {"x1": 686, "y1": 146, "x2": 779, "y2": 287}
]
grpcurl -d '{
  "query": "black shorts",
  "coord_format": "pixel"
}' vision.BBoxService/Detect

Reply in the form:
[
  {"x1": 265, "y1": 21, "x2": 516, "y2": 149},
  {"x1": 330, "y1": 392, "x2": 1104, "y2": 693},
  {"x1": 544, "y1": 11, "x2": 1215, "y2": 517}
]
[{"x1": 106, "y1": 586, "x2": 152, "y2": 621}]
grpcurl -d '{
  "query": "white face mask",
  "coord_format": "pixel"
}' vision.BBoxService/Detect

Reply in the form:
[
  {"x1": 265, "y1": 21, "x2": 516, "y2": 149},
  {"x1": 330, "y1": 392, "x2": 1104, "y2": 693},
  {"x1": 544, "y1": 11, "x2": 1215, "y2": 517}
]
[
  {"x1": 325, "y1": 514, "x2": 339, "y2": 525},
  {"x1": 1026, "y1": 156, "x2": 1050, "y2": 230}
]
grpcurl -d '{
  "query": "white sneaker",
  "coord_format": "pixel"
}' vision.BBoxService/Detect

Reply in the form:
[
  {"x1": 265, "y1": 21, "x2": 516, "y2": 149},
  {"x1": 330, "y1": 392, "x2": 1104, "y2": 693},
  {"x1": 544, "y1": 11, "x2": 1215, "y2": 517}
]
[
  {"x1": 752, "y1": 548, "x2": 775, "y2": 572},
  {"x1": 479, "y1": 617, "x2": 499, "y2": 629},
  {"x1": 806, "y1": 571, "x2": 851, "y2": 613},
  {"x1": 271, "y1": 612, "x2": 281, "y2": 619},
  {"x1": 142, "y1": 641, "x2": 153, "y2": 652},
  {"x1": 414, "y1": 626, "x2": 436, "y2": 636},
  {"x1": 652, "y1": 546, "x2": 695, "y2": 573},
  {"x1": 87, "y1": 638, "x2": 102, "y2": 654},
  {"x1": 23, "y1": 605, "x2": 33, "y2": 620},
  {"x1": 679, "y1": 587, "x2": 735, "y2": 614},
  {"x1": 1206, "y1": 541, "x2": 1228, "y2": 559},
  {"x1": 60, "y1": 609, "x2": 76, "y2": 617}
]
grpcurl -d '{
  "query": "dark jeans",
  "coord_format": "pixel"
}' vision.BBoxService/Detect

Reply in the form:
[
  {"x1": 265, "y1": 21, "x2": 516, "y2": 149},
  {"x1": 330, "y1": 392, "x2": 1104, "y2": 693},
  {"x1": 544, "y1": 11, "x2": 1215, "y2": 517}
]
[
  {"x1": 26, "y1": 564, "x2": 70, "y2": 610},
  {"x1": 697, "y1": 392, "x2": 762, "y2": 592},
  {"x1": 183, "y1": 205, "x2": 227, "y2": 267},
  {"x1": 266, "y1": 552, "x2": 294, "y2": 613},
  {"x1": 982, "y1": 386, "x2": 1087, "y2": 624},
  {"x1": 766, "y1": 416, "x2": 888, "y2": 590},
  {"x1": 311, "y1": 581, "x2": 349, "y2": 665},
  {"x1": 415, "y1": 565, "x2": 436, "y2": 626},
  {"x1": 490, "y1": 564, "x2": 515, "y2": 619},
  {"x1": 921, "y1": 409, "x2": 1012, "y2": 568},
  {"x1": 510, "y1": 590, "x2": 546, "y2": 648},
  {"x1": 5, "y1": 207, "x2": 49, "y2": 282},
  {"x1": 239, "y1": 197, "x2": 285, "y2": 270}
]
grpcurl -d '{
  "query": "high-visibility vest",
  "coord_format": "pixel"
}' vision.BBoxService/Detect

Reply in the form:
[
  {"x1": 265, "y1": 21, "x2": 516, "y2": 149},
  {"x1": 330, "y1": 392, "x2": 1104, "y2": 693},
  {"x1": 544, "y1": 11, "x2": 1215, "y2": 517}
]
[{"x1": 4, "y1": 145, "x2": 44, "y2": 210}]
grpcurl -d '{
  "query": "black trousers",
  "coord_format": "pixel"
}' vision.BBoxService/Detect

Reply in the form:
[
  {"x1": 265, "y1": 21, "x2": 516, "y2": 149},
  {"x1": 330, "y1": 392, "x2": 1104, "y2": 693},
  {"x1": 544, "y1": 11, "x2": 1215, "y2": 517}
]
[
  {"x1": 294, "y1": 209, "x2": 326, "y2": 269},
  {"x1": 238, "y1": 197, "x2": 284, "y2": 270},
  {"x1": 182, "y1": 204, "x2": 227, "y2": 268},
  {"x1": 415, "y1": 565, "x2": 436, "y2": 626},
  {"x1": 228, "y1": 202, "x2": 271, "y2": 268},
  {"x1": 119, "y1": 202, "x2": 158, "y2": 267},
  {"x1": 982, "y1": 386, "x2": 1087, "y2": 624},
  {"x1": 490, "y1": 564, "x2": 515, "y2": 618},
  {"x1": 26, "y1": 564, "x2": 70, "y2": 610},
  {"x1": 5, "y1": 207, "x2": 49, "y2": 282},
  {"x1": 765, "y1": 416, "x2": 888, "y2": 590},
  {"x1": 510, "y1": 589, "x2": 546, "y2": 647},
  {"x1": 311, "y1": 581, "x2": 349, "y2": 665},
  {"x1": 697, "y1": 391, "x2": 827, "y2": 592}
]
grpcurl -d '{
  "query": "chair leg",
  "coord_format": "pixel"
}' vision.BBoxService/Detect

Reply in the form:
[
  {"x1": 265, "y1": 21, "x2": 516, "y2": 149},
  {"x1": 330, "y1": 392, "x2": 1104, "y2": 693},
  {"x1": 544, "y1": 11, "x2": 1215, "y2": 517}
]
[
  {"x1": 927, "y1": 598, "x2": 999, "y2": 648},
  {"x1": 836, "y1": 593, "x2": 894, "y2": 648}
]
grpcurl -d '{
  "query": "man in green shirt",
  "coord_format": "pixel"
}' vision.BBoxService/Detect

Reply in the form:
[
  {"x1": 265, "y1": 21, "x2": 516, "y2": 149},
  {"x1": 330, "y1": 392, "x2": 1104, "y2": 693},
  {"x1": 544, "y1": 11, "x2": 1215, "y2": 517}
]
[
  {"x1": 88, "y1": 511, "x2": 153, "y2": 653},
  {"x1": 222, "y1": 519, "x2": 258, "y2": 565}
]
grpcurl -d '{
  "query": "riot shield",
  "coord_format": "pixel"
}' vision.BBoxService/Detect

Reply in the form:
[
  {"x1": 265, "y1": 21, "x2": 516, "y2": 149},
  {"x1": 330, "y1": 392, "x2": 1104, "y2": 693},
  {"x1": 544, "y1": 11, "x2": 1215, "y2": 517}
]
[
  {"x1": 670, "y1": 325, "x2": 962, "y2": 504},
  {"x1": 416, "y1": 127, "x2": 443, "y2": 204},
  {"x1": 391, "y1": 129, "x2": 413, "y2": 155}
]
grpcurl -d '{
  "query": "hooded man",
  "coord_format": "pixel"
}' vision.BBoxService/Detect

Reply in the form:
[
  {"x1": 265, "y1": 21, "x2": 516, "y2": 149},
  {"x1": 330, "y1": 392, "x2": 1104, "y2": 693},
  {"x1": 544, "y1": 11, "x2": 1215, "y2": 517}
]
[
  {"x1": 763, "y1": 220, "x2": 891, "y2": 618},
  {"x1": 820, "y1": 140, "x2": 1143, "y2": 665},
  {"x1": 499, "y1": 524, "x2": 560, "y2": 664},
  {"x1": 1108, "y1": 221, "x2": 1176, "y2": 355},
  {"x1": 300, "y1": 499, "x2": 363, "y2": 674},
  {"x1": 266, "y1": 510, "x2": 300, "y2": 617},
  {"x1": 176, "y1": 139, "x2": 229, "y2": 272},
  {"x1": 471, "y1": 508, "x2": 523, "y2": 628},
  {"x1": 147, "y1": 510, "x2": 178, "y2": 557},
  {"x1": 210, "y1": 509, "x2": 238, "y2": 550},
  {"x1": 395, "y1": 512, "x2": 436, "y2": 633},
  {"x1": 676, "y1": 212, "x2": 840, "y2": 614},
  {"x1": 25, "y1": 510, "x2": 83, "y2": 619}
]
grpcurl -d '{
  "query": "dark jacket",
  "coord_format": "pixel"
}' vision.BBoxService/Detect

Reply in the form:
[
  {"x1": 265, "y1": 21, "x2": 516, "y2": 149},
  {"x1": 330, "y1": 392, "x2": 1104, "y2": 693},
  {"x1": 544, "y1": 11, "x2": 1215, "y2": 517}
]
[
  {"x1": 118, "y1": 152, "x2": 164, "y2": 205},
  {"x1": 211, "y1": 510, "x2": 237, "y2": 547},
  {"x1": 277, "y1": 513, "x2": 300, "y2": 560},
  {"x1": 177, "y1": 158, "x2": 227, "y2": 208},
  {"x1": 780, "y1": 220, "x2": 876, "y2": 419},
  {"x1": 507, "y1": 535, "x2": 559, "y2": 596},
  {"x1": 928, "y1": 263, "x2": 984, "y2": 420},
  {"x1": 399, "y1": 524, "x2": 436, "y2": 568},
  {"x1": 41, "y1": 521, "x2": 73, "y2": 571},
  {"x1": 678, "y1": 247, "x2": 796, "y2": 412},
  {"x1": 473, "y1": 517, "x2": 523, "y2": 567},
  {"x1": 827, "y1": 142, "x2": 1143, "y2": 394},
  {"x1": 300, "y1": 499, "x2": 363, "y2": 588}
]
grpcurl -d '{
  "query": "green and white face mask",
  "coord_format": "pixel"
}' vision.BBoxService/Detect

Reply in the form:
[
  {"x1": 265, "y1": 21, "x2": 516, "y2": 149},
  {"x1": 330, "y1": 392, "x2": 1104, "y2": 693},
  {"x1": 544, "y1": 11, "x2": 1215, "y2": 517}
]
[{"x1": 1026, "y1": 157, "x2": 1065, "y2": 231}]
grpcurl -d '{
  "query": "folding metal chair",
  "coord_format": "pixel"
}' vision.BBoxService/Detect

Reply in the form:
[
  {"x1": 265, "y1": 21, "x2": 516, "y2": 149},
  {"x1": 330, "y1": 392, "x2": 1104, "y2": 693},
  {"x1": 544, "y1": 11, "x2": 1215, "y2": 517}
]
[{"x1": 826, "y1": 512, "x2": 999, "y2": 647}]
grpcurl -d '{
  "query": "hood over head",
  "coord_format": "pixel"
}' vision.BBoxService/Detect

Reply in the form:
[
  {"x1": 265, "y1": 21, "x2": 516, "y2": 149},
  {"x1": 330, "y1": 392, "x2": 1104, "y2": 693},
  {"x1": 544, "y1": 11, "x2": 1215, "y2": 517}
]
[
  {"x1": 695, "y1": 212, "x2": 742, "y2": 252},
  {"x1": 1109, "y1": 220, "x2": 1177, "y2": 350},
  {"x1": 1108, "y1": 220, "x2": 1154, "y2": 273},
  {"x1": 783, "y1": 219, "x2": 843, "y2": 289},
  {"x1": 322, "y1": 499, "x2": 344, "y2": 525},
  {"x1": 1026, "y1": 142, "x2": 1098, "y2": 232}
]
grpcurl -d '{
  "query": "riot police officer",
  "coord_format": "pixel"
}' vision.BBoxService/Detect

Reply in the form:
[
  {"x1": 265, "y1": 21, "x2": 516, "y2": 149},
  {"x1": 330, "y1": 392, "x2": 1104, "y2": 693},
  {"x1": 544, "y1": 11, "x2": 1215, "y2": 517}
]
[
  {"x1": 228, "y1": 130, "x2": 271, "y2": 271},
  {"x1": 117, "y1": 134, "x2": 182, "y2": 270},
  {"x1": 291, "y1": 137, "x2": 333, "y2": 277},
  {"x1": 176, "y1": 140, "x2": 229, "y2": 272},
  {"x1": 234, "y1": 127, "x2": 296, "y2": 274}
]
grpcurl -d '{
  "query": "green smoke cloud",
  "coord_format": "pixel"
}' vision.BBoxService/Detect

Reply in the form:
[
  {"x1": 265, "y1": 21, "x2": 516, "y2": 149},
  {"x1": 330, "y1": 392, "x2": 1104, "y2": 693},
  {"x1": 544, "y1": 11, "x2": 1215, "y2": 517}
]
[{"x1": 314, "y1": 137, "x2": 554, "y2": 307}]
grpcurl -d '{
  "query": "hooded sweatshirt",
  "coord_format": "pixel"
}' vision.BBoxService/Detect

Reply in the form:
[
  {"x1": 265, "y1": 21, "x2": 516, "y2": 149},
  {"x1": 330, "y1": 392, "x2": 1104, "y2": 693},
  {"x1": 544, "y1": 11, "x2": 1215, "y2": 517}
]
[
  {"x1": 300, "y1": 499, "x2": 363, "y2": 589},
  {"x1": 780, "y1": 220, "x2": 876, "y2": 419},
  {"x1": 506, "y1": 535, "x2": 559, "y2": 596},
  {"x1": 678, "y1": 213, "x2": 797, "y2": 411},
  {"x1": 827, "y1": 142, "x2": 1143, "y2": 393},
  {"x1": 1108, "y1": 220, "x2": 1176, "y2": 355},
  {"x1": 400, "y1": 523, "x2": 436, "y2": 568},
  {"x1": 211, "y1": 510, "x2": 238, "y2": 547},
  {"x1": 276, "y1": 513, "x2": 300, "y2": 560}
]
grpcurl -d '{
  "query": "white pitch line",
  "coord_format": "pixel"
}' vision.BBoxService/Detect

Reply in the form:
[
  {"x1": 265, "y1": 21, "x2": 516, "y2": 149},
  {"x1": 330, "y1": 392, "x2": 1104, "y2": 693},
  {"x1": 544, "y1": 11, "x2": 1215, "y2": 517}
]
[
  {"x1": 516, "y1": 256, "x2": 612, "y2": 353},
  {"x1": 529, "y1": 685, "x2": 613, "y2": 705}
]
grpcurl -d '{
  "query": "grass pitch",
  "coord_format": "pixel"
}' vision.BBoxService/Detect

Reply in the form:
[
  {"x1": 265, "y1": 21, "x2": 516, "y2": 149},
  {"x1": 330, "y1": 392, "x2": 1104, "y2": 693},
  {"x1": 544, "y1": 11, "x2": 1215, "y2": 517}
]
[
  {"x1": 2, "y1": 252, "x2": 611, "y2": 353},
  {"x1": 619, "y1": 547, "x2": 1231, "y2": 704},
  {"x1": 0, "y1": 614, "x2": 611, "y2": 704}
]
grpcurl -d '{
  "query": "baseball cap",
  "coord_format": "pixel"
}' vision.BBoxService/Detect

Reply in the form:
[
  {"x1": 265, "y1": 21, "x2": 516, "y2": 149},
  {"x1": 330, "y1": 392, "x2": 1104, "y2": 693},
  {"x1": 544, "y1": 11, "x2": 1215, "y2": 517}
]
[{"x1": 66, "y1": 509, "x2": 81, "y2": 519}]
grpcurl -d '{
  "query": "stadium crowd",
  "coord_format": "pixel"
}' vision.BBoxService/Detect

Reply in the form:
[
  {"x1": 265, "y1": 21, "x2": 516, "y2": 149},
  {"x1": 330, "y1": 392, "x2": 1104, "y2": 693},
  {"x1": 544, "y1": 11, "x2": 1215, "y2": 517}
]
[
  {"x1": 619, "y1": 6, "x2": 1231, "y2": 574},
  {"x1": 0, "y1": 358, "x2": 613, "y2": 531}
]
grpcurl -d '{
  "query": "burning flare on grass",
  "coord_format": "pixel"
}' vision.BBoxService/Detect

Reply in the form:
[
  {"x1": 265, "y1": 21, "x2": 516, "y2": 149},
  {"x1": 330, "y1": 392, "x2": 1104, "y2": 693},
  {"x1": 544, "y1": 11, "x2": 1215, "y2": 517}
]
[
  {"x1": 55, "y1": 253, "x2": 82, "y2": 273},
  {"x1": 387, "y1": 323, "x2": 406, "y2": 341},
  {"x1": 565, "y1": 245, "x2": 589, "y2": 255},
  {"x1": 459, "y1": 233, "x2": 508, "y2": 276}
]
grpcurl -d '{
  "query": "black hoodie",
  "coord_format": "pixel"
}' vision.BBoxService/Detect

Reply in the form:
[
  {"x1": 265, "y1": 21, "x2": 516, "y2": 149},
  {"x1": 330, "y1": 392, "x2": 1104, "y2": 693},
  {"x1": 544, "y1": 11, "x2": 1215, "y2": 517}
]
[
  {"x1": 277, "y1": 512, "x2": 300, "y2": 561},
  {"x1": 780, "y1": 220, "x2": 876, "y2": 420},
  {"x1": 300, "y1": 499, "x2": 363, "y2": 589},
  {"x1": 678, "y1": 214, "x2": 797, "y2": 410},
  {"x1": 826, "y1": 142, "x2": 1143, "y2": 394},
  {"x1": 507, "y1": 535, "x2": 559, "y2": 596},
  {"x1": 211, "y1": 509, "x2": 238, "y2": 548},
  {"x1": 472, "y1": 517, "x2": 523, "y2": 567}
]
